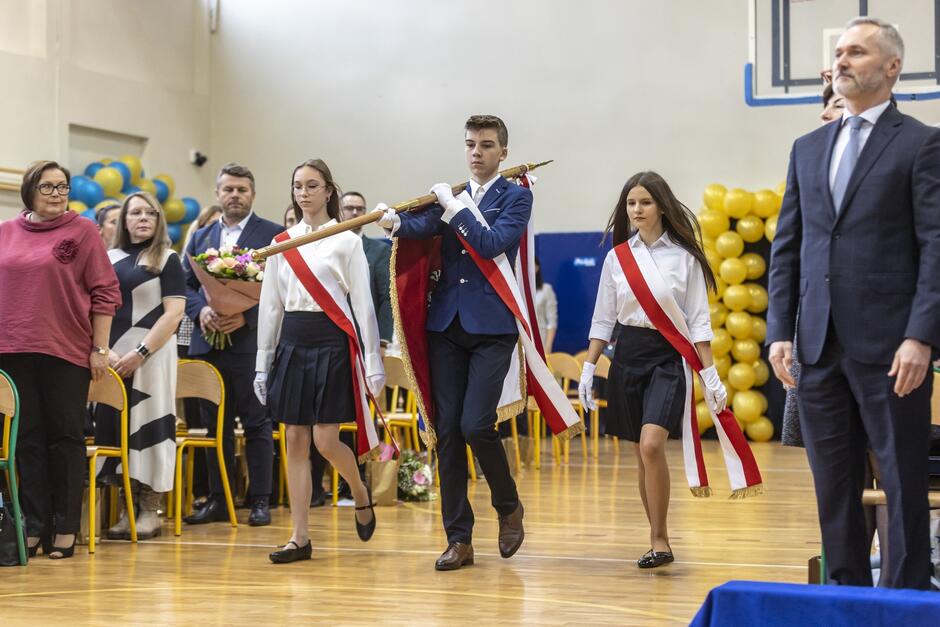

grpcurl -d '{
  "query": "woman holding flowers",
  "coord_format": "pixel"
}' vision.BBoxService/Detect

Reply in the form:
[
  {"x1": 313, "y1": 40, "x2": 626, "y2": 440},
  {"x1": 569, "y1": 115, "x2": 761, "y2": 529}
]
[
  {"x1": 95, "y1": 191, "x2": 185, "y2": 540},
  {"x1": 255, "y1": 158, "x2": 385, "y2": 563}
]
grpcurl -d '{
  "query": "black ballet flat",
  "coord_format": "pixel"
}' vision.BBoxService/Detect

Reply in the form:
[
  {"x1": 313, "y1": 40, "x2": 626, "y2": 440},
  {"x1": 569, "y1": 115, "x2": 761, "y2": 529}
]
[
  {"x1": 48, "y1": 536, "x2": 77, "y2": 560},
  {"x1": 355, "y1": 484, "x2": 376, "y2": 542},
  {"x1": 637, "y1": 548, "x2": 674, "y2": 569},
  {"x1": 269, "y1": 540, "x2": 312, "y2": 564}
]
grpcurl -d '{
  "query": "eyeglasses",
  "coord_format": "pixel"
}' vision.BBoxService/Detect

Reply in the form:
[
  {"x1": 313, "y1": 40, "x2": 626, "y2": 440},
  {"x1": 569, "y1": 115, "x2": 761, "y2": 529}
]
[{"x1": 37, "y1": 183, "x2": 71, "y2": 195}]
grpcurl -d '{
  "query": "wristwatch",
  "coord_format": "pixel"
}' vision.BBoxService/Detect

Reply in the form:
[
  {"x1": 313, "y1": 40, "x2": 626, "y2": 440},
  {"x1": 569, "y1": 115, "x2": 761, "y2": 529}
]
[
  {"x1": 92, "y1": 345, "x2": 108, "y2": 356},
  {"x1": 135, "y1": 343, "x2": 151, "y2": 359}
]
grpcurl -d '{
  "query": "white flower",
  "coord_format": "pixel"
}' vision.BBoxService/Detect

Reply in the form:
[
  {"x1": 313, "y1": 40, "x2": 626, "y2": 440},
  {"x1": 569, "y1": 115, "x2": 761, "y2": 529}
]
[
  {"x1": 219, "y1": 245, "x2": 234, "y2": 255},
  {"x1": 207, "y1": 258, "x2": 226, "y2": 273},
  {"x1": 205, "y1": 247, "x2": 219, "y2": 257},
  {"x1": 256, "y1": 270, "x2": 264, "y2": 281},
  {"x1": 244, "y1": 262, "x2": 260, "y2": 277}
]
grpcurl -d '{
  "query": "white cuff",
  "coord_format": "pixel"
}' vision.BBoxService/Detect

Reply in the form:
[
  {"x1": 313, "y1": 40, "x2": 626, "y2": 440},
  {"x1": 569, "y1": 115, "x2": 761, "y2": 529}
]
[
  {"x1": 365, "y1": 352, "x2": 385, "y2": 379},
  {"x1": 588, "y1": 321, "x2": 615, "y2": 344},
  {"x1": 440, "y1": 200, "x2": 464, "y2": 224},
  {"x1": 388, "y1": 213, "x2": 402, "y2": 236}
]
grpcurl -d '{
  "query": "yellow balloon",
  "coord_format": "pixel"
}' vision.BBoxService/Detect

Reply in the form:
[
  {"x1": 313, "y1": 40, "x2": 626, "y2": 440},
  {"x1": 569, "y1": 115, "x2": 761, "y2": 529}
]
[
  {"x1": 723, "y1": 284, "x2": 751, "y2": 312},
  {"x1": 94, "y1": 166, "x2": 124, "y2": 197},
  {"x1": 723, "y1": 379, "x2": 737, "y2": 407},
  {"x1": 755, "y1": 390, "x2": 768, "y2": 413},
  {"x1": 710, "y1": 302, "x2": 728, "y2": 330},
  {"x1": 732, "y1": 390, "x2": 763, "y2": 423},
  {"x1": 101, "y1": 158, "x2": 113, "y2": 165},
  {"x1": 118, "y1": 154, "x2": 143, "y2": 185},
  {"x1": 697, "y1": 403, "x2": 714, "y2": 434},
  {"x1": 154, "y1": 173, "x2": 176, "y2": 198},
  {"x1": 752, "y1": 359, "x2": 770, "y2": 386},
  {"x1": 736, "y1": 215, "x2": 765, "y2": 243},
  {"x1": 703, "y1": 183, "x2": 727, "y2": 212},
  {"x1": 714, "y1": 354, "x2": 732, "y2": 380},
  {"x1": 712, "y1": 328, "x2": 733, "y2": 357},
  {"x1": 753, "y1": 189, "x2": 781, "y2": 218},
  {"x1": 701, "y1": 234, "x2": 715, "y2": 250},
  {"x1": 750, "y1": 317, "x2": 767, "y2": 343},
  {"x1": 705, "y1": 248, "x2": 723, "y2": 273},
  {"x1": 693, "y1": 376, "x2": 704, "y2": 402},
  {"x1": 163, "y1": 198, "x2": 186, "y2": 223},
  {"x1": 95, "y1": 199, "x2": 120, "y2": 211},
  {"x1": 709, "y1": 276, "x2": 727, "y2": 304},
  {"x1": 715, "y1": 230, "x2": 745, "y2": 258},
  {"x1": 746, "y1": 283, "x2": 769, "y2": 313},
  {"x1": 68, "y1": 200, "x2": 87, "y2": 213},
  {"x1": 698, "y1": 209, "x2": 730, "y2": 239},
  {"x1": 740, "y1": 252, "x2": 766, "y2": 280},
  {"x1": 719, "y1": 257, "x2": 748, "y2": 285},
  {"x1": 725, "y1": 311, "x2": 753, "y2": 339},
  {"x1": 765, "y1": 214, "x2": 778, "y2": 242},
  {"x1": 746, "y1": 416, "x2": 774, "y2": 442},
  {"x1": 728, "y1": 362, "x2": 757, "y2": 391},
  {"x1": 723, "y1": 188, "x2": 753, "y2": 219},
  {"x1": 138, "y1": 179, "x2": 158, "y2": 196},
  {"x1": 775, "y1": 181, "x2": 786, "y2": 196},
  {"x1": 732, "y1": 338, "x2": 761, "y2": 363}
]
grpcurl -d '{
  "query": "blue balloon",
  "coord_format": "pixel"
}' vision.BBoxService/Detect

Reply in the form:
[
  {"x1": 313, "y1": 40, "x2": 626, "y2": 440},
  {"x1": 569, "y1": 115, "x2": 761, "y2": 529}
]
[
  {"x1": 153, "y1": 179, "x2": 170, "y2": 204},
  {"x1": 70, "y1": 176, "x2": 105, "y2": 207},
  {"x1": 81, "y1": 208, "x2": 98, "y2": 221},
  {"x1": 167, "y1": 223, "x2": 182, "y2": 244},
  {"x1": 181, "y1": 197, "x2": 201, "y2": 223},
  {"x1": 110, "y1": 162, "x2": 132, "y2": 192},
  {"x1": 84, "y1": 162, "x2": 105, "y2": 178},
  {"x1": 126, "y1": 185, "x2": 141, "y2": 195}
]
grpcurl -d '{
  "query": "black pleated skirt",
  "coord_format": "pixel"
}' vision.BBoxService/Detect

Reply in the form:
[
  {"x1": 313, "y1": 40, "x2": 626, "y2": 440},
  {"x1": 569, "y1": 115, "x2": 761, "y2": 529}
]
[
  {"x1": 606, "y1": 325, "x2": 686, "y2": 442},
  {"x1": 268, "y1": 311, "x2": 355, "y2": 425}
]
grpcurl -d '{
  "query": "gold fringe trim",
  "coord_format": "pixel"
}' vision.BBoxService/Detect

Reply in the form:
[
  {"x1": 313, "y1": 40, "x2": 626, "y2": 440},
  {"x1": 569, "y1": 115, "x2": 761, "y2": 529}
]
[
  {"x1": 728, "y1": 483, "x2": 764, "y2": 500},
  {"x1": 554, "y1": 419, "x2": 585, "y2": 441},
  {"x1": 497, "y1": 399, "x2": 526, "y2": 423},
  {"x1": 690, "y1": 486, "x2": 713, "y2": 498},
  {"x1": 389, "y1": 239, "x2": 437, "y2": 450}
]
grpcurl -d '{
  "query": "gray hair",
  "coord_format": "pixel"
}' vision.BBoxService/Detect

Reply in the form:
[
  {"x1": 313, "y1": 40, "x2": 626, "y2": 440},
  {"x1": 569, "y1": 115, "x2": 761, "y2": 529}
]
[
  {"x1": 216, "y1": 162, "x2": 256, "y2": 191},
  {"x1": 846, "y1": 17, "x2": 905, "y2": 64}
]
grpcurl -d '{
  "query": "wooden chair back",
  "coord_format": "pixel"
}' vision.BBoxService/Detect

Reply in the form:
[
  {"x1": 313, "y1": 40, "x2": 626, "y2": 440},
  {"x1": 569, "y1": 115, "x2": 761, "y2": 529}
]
[
  {"x1": 547, "y1": 352, "x2": 582, "y2": 393},
  {"x1": 88, "y1": 368, "x2": 127, "y2": 411},
  {"x1": 176, "y1": 359, "x2": 223, "y2": 405},
  {"x1": 594, "y1": 354, "x2": 612, "y2": 380},
  {"x1": 383, "y1": 355, "x2": 412, "y2": 391}
]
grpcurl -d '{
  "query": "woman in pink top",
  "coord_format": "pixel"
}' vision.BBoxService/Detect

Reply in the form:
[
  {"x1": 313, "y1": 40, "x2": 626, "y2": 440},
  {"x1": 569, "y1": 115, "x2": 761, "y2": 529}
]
[{"x1": 0, "y1": 160, "x2": 121, "y2": 559}]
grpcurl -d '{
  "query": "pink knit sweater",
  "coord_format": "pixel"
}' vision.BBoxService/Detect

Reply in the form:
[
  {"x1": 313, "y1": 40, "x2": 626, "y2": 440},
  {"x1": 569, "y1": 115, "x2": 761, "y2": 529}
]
[{"x1": 0, "y1": 211, "x2": 121, "y2": 368}]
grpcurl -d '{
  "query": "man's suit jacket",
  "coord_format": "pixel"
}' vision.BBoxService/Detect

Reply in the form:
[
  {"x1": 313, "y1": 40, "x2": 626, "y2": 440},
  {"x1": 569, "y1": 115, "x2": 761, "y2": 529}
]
[
  {"x1": 767, "y1": 105, "x2": 940, "y2": 365},
  {"x1": 361, "y1": 235, "x2": 393, "y2": 342},
  {"x1": 183, "y1": 213, "x2": 285, "y2": 356},
  {"x1": 395, "y1": 176, "x2": 532, "y2": 335}
]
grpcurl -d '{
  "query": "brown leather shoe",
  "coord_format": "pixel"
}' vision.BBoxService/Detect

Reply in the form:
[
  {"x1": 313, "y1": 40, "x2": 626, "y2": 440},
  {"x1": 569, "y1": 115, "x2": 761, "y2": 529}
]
[
  {"x1": 498, "y1": 502, "x2": 525, "y2": 558},
  {"x1": 435, "y1": 542, "x2": 474, "y2": 571}
]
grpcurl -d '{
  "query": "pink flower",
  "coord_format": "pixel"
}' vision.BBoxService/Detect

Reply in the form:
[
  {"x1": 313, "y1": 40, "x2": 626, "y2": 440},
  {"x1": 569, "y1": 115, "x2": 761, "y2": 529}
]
[{"x1": 412, "y1": 470, "x2": 429, "y2": 486}]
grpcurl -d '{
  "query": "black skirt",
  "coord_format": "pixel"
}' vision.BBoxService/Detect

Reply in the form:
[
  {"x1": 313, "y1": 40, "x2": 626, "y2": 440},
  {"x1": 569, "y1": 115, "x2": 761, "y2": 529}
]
[
  {"x1": 268, "y1": 311, "x2": 355, "y2": 426},
  {"x1": 606, "y1": 325, "x2": 686, "y2": 442}
]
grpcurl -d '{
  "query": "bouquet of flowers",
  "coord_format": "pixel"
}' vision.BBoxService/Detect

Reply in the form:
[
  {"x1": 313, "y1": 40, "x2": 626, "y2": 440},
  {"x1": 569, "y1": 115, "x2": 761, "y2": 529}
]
[
  {"x1": 189, "y1": 245, "x2": 265, "y2": 350},
  {"x1": 397, "y1": 450, "x2": 435, "y2": 502}
]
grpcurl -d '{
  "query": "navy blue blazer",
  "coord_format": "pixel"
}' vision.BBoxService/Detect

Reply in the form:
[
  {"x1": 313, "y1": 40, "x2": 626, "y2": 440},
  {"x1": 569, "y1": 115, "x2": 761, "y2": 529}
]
[
  {"x1": 183, "y1": 213, "x2": 285, "y2": 356},
  {"x1": 767, "y1": 105, "x2": 940, "y2": 365},
  {"x1": 395, "y1": 176, "x2": 532, "y2": 335}
]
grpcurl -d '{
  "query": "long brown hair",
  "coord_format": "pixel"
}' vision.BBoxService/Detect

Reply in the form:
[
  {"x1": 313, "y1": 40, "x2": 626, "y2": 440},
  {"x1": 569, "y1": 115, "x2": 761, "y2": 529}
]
[
  {"x1": 290, "y1": 159, "x2": 341, "y2": 223},
  {"x1": 604, "y1": 171, "x2": 717, "y2": 293},
  {"x1": 114, "y1": 192, "x2": 171, "y2": 274}
]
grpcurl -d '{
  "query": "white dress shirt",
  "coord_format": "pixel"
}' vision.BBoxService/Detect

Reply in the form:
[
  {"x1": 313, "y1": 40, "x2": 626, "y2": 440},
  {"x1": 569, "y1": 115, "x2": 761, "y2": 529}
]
[
  {"x1": 219, "y1": 212, "x2": 253, "y2": 248},
  {"x1": 467, "y1": 173, "x2": 501, "y2": 204},
  {"x1": 535, "y1": 283, "x2": 558, "y2": 337},
  {"x1": 589, "y1": 232, "x2": 713, "y2": 344},
  {"x1": 256, "y1": 219, "x2": 383, "y2": 378},
  {"x1": 828, "y1": 99, "x2": 892, "y2": 191}
]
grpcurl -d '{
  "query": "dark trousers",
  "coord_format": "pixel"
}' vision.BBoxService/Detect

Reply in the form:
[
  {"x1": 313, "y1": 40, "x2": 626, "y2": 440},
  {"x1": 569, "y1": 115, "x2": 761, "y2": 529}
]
[
  {"x1": 0, "y1": 353, "x2": 89, "y2": 536},
  {"x1": 798, "y1": 327, "x2": 933, "y2": 589},
  {"x1": 202, "y1": 349, "x2": 272, "y2": 502},
  {"x1": 428, "y1": 318, "x2": 519, "y2": 544}
]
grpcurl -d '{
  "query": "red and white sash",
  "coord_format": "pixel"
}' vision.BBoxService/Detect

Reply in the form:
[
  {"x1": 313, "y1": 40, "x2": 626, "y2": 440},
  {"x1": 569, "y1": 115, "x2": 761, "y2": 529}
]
[
  {"x1": 274, "y1": 231, "x2": 382, "y2": 462},
  {"x1": 613, "y1": 241, "x2": 763, "y2": 498}
]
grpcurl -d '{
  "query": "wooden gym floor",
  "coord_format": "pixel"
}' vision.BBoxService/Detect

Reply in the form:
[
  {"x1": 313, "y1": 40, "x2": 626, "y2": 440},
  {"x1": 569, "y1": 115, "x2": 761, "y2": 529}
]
[{"x1": 0, "y1": 439, "x2": 818, "y2": 625}]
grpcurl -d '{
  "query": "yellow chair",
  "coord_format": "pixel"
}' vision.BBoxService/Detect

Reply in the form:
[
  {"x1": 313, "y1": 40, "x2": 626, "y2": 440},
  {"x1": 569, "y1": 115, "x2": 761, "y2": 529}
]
[
  {"x1": 86, "y1": 368, "x2": 137, "y2": 553},
  {"x1": 0, "y1": 369, "x2": 27, "y2": 565},
  {"x1": 382, "y1": 355, "x2": 421, "y2": 451},
  {"x1": 547, "y1": 352, "x2": 588, "y2": 463},
  {"x1": 272, "y1": 423, "x2": 289, "y2": 506},
  {"x1": 572, "y1": 349, "x2": 590, "y2": 365},
  {"x1": 591, "y1": 355, "x2": 619, "y2": 458},
  {"x1": 331, "y1": 423, "x2": 359, "y2": 506},
  {"x1": 173, "y1": 359, "x2": 237, "y2": 536}
]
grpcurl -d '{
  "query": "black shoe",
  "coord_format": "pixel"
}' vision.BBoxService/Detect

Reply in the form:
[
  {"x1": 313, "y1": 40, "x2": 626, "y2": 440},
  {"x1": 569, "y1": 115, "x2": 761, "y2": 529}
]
[
  {"x1": 354, "y1": 484, "x2": 376, "y2": 542},
  {"x1": 310, "y1": 491, "x2": 327, "y2": 508},
  {"x1": 183, "y1": 498, "x2": 229, "y2": 525},
  {"x1": 48, "y1": 535, "x2": 77, "y2": 560},
  {"x1": 637, "y1": 548, "x2": 674, "y2": 569},
  {"x1": 249, "y1": 498, "x2": 271, "y2": 527},
  {"x1": 269, "y1": 540, "x2": 312, "y2": 564},
  {"x1": 27, "y1": 534, "x2": 51, "y2": 558}
]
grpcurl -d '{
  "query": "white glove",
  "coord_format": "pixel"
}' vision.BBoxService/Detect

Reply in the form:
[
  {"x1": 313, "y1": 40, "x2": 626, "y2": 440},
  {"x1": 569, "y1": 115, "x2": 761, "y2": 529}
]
[
  {"x1": 430, "y1": 183, "x2": 464, "y2": 223},
  {"x1": 578, "y1": 362, "x2": 598, "y2": 411},
  {"x1": 253, "y1": 372, "x2": 267, "y2": 406},
  {"x1": 372, "y1": 203, "x2": 399, "y2": 231},
  {"x1": 699, "y1": 365, "x2": 726, "y2": 414},
  {"x1": 367, "y1": 373, "x2": 386, "y2": 398}
]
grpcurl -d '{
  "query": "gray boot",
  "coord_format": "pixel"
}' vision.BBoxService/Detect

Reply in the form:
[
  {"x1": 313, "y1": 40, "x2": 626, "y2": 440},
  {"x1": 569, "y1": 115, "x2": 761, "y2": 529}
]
[
  {"x1": 106, "y1": 489, "x2": 132, "y2": 540},
  {"x1": 136, "y1": 486, "x2": 164, "y2": 540}
]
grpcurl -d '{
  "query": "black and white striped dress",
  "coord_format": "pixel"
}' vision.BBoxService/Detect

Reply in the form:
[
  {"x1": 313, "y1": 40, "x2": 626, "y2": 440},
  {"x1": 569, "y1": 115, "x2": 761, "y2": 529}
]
[{"x1": 95, "y1": 243, "x2": 185, "y2": 492}]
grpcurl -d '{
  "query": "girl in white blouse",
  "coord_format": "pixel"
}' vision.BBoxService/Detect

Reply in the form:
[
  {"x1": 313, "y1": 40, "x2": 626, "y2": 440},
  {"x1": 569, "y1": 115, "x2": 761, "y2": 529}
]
[
  {"x1": 579, "y1": 171, "x2": 723, "y2": 569},
  {"x1": 254, "y1": 159, "x2": 385, "y2": 563}
]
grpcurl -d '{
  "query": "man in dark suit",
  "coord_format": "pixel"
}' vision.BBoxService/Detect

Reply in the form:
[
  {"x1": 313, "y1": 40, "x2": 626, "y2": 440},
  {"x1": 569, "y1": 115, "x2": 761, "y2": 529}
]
[
  {"x1": 182, "y1": 163, "x2": 285, "y2": 526},
  {"x1": 767, "y1": 18, "x2": 940, "y2": 589},
  {"x1": 376, "y1": 115, "x2": 529, "y2": 570}
]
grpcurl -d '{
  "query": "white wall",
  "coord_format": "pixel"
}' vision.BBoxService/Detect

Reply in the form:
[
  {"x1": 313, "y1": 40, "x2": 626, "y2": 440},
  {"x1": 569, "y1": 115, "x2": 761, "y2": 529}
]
[
  {"x1": 0, "y1": 0, "x2": 214, "y2": 220},
  {"x1": 208, "y1": 0, "x2": 940, "y2": 233}
]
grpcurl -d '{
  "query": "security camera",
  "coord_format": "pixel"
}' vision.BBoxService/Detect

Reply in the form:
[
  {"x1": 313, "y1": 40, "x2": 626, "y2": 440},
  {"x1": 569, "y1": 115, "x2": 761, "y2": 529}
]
[{"x1": 189, "y1": 149, "x2": 209, "y2": 167}]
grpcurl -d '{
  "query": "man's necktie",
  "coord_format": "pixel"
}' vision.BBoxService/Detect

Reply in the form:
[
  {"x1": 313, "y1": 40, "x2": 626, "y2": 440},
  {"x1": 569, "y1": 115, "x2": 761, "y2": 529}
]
[{"x1": 831, "y1": 115, "x2": 865, "y2": 214}]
